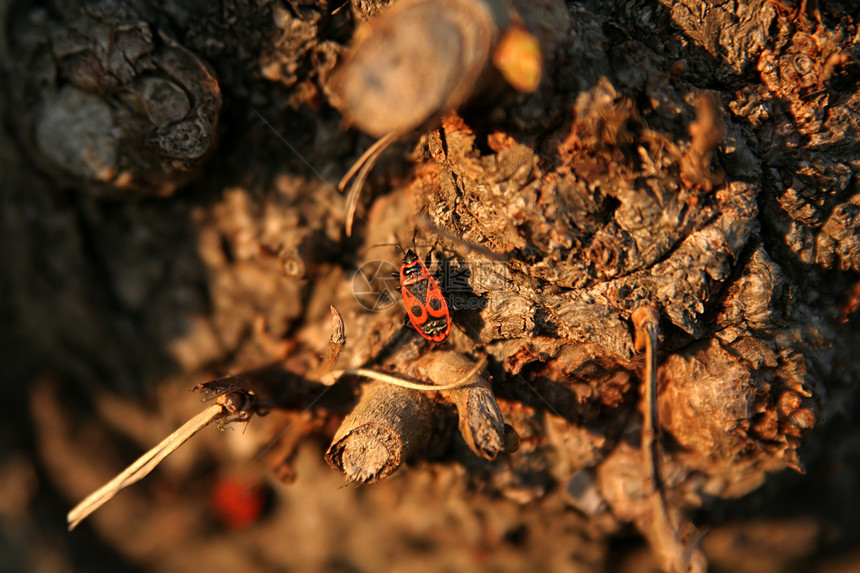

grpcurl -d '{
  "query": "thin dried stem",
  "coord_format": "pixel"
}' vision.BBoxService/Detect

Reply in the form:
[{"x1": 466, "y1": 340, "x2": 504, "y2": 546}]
[
  {"x1": 328, "y1": 357, "x2": 486, "y2": 392},
  {"x1": 67, "y1": 403, "x2": 226, "y2": 530},
  {"x1": 633, "y1": 306, "x2": 661, "y2": 493},
  {"x1": 339, "y1": 131, "x2": 401, "y2": 236},
  {"x1": 312, "y1": 305, "x2": 347, "y2": 382},
  {"x1": 633, "y1": 305, "x2": 706, "y2": 573}
]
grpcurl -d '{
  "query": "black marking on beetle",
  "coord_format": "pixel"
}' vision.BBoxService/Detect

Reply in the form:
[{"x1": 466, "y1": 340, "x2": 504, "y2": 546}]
[
  {"x1": 405, "y1": 278, "x2": 428, "y2": 301},
  {"x1": 421, "y1": 316, "x2": 449, "y2": 336}
]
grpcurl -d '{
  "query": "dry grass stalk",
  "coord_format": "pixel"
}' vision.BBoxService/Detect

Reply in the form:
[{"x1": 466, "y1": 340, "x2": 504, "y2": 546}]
[
  {"x1": 67, "y1": 390, "x2": 252, "y2": 530},
  {"x1": 633, "y1": 306, "x2": 706, "y2": 573}
]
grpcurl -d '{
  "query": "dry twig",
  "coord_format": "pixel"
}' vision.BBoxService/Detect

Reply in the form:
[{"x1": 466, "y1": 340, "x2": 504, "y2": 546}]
[
  {"x1": 338, "y1": 131, "x2": 401, "y2": 236},
  {"x1": 312, "y1": 305, "x2": 347, "y2": 380},
  {"x1": 67, "y1": 391, "x2": 253, "y2": 530},
  {"x1": 325, "y1": 381, "x2": 435, "y2": 483},
  {"x1": 325, "y1": 356, "x2": 486, "y2": 391},
  {"x1": 415, "y1": 351, "x2": 506, "y2": 460},
  {"x1": 633, "y1": 306, "x2": 706, "y2": 573}
]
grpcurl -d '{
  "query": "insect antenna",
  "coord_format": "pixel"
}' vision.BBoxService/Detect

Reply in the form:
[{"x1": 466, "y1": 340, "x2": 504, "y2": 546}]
[{"x1": 365, "y1": 242, "x2": 406, "y2": 255}]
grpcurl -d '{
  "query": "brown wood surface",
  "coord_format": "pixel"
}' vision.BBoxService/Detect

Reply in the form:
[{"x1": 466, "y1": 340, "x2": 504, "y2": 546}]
[{"x1": 2, "y1": 0, "x2": 859, "y2": 571}]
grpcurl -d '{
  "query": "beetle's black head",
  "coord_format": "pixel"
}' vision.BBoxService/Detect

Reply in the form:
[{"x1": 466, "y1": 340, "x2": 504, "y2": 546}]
[{"x1": 403, "y1": 249, "x2": 419, "y2": 263}]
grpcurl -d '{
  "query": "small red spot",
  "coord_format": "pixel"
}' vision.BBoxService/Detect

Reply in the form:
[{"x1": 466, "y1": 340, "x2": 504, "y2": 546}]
[{"x1": 210, "y1": 476, "x2": 267, "y2": 530}]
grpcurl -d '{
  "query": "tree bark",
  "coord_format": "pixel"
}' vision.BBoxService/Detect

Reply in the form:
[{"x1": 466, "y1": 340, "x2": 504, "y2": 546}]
[{"x1": 2, "y1": 0, "x2": 859, "y2": 571}]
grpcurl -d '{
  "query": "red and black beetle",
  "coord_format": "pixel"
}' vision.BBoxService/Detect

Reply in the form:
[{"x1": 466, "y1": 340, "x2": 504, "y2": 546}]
[{"x1": 399, "y1": 248, "x2": 451, "y2": 342}]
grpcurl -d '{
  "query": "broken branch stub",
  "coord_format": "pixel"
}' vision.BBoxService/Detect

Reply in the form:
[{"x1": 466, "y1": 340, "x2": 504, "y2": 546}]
[
  {"x1": 328, "y1": 0, "x2": 532, "y2": 139},
  {"x1": 331, "y1": 0, "x2": 546, "y2": 235},
  {"x1": 415, "y1": 352, "x2": 507, "y2": 460},
  {"x1": 325, "y1": 381, "x2": 435, "y2": 483}
]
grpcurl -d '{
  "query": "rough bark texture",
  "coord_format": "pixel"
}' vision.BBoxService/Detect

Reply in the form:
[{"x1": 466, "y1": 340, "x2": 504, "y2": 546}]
[{"x1": 2, "y1": 0, "x2": 860, "y2": 571}]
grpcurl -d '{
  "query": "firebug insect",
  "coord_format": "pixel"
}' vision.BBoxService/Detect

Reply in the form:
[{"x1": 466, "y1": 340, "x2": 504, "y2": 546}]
[{"x1": 399, "y1": 248, "x2": 451, "y2": 342}]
